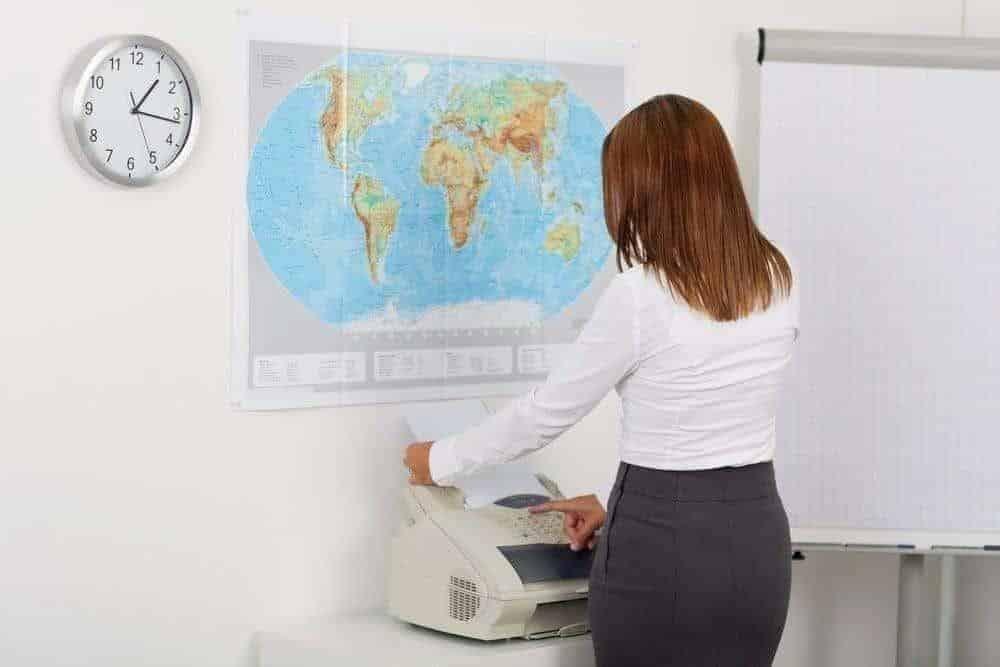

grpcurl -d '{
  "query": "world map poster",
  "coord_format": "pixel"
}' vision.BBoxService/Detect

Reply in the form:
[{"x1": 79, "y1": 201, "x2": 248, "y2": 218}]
[{"x1": 233, "y1": 15, "x2": 632, "y2": 408}]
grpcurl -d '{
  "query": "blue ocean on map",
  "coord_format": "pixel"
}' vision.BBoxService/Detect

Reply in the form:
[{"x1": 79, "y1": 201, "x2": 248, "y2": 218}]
[{"x1": 247, "y1": 52, "x2": 613, "y2": 326}]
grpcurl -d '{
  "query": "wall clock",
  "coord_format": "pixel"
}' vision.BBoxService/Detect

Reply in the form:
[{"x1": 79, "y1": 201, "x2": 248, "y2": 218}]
[{"x1": 62, "y1": 35, "x2": 200, "y2": 186}]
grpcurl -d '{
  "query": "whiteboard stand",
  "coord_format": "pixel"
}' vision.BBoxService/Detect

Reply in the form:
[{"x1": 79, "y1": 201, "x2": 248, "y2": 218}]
[
  {"x1": 796, "y1": 544, "x2": 999, "y2": 666},
  {"x1": 896, "y1": 554, "x2": 925, "y2": 666},
  {"x1": 896, "y1": 553, "x2": 957, "y2": 667},
  {"x1": 936, "y1": 555, "x2": 957, "y2": 667}
]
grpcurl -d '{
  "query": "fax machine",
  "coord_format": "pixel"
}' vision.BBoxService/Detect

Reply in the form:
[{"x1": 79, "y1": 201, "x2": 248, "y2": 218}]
[{"x1": 388, "y1": 475, "x2": 593, "y2": 641}]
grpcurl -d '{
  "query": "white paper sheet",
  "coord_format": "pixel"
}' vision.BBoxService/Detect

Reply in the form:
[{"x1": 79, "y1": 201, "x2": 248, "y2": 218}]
[
  {"x1": 403, "y1": 399, "x2": 490, "y2": 442},
  {"x1": 403, "y1": 400, "x2": 550, "y2": 509},
  {"x1": 453, "y1": 460, "x2": 551, "y2": 510}
]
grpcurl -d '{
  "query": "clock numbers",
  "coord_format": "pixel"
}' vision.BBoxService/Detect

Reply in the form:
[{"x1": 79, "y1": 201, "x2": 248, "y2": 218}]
[
  {"x1": 109, "y1": 57, "x2": 120, "y2": 71},
  {"x1": 130, "y1": 50, "x2": 144, "y2": 66},
  {"x1": 89, "y1": 129, "x2": 98, "y2": 142},
  {"x1": 84, "y1": 101, "x2": 93, "y2": 115},
  {"x1": 90, "y1": 75, "x2": 104, "y2": 90},
  {"x1": 105, "y1": 149, "x2": 114, "y2": 163}
]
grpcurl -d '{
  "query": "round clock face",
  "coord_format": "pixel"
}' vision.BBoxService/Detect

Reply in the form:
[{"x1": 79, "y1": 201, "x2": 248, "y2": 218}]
[{"x1": 64, "y1": 36, "x2": 199, "y2": 186}]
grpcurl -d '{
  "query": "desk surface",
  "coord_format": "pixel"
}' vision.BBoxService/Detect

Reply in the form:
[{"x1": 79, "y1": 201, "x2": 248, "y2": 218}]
[{"x1": 255, "y1": 612, "x2": 595, "y2": 667}]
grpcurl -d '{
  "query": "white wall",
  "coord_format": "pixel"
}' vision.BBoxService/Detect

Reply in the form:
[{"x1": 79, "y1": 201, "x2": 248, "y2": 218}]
[{"x1": 2, "y1": 1, "x2": 997, "y2": 666}]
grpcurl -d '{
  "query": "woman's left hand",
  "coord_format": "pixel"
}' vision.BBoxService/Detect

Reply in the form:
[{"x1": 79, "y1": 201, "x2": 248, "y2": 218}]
[{"x1": 403, "y1": 442, "x2": 435, "y2": 485}]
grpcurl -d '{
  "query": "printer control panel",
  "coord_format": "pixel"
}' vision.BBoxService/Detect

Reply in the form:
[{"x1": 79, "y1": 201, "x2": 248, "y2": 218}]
[
  {"x1": 486, "y1": 492, "x2": 566, "y2": 544},
  {"x1": 479, "y1": 505, "x2": 566, "y2": 545},
  {"x1": 509, "y1": 511, "x2": 565, "y2": 544}
]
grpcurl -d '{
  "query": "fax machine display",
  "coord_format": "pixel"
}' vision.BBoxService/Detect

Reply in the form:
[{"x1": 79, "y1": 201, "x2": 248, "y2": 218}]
[{"x1": 494, "y1": 494, "x2": 551, "y2": 509}]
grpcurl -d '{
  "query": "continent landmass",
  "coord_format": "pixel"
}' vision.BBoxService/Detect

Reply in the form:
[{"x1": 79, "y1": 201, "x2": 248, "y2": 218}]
[
  {"x1": 420, "y1": 138, "x2": 486, "y2": 248},
  {"x1": 320, "y1": 66, "x2": 394, "y2": 170},
  {"x1": 351, "y1": 174, "x2": 400, "y2": 283},
  {"x1": 319, "y1": 65, "x2": 397, "y2": 282},
  {"x1": 544, "y1": 220, "x2": 582, "y2": 261},
  {"x1": 422, "y1": 77, "x2": 567, "y2": 249}
]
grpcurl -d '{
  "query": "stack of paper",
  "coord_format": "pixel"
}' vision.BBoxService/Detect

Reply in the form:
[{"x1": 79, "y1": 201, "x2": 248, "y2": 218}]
[
  {"x1": 403, "y1": 400, "x2": 550, "y2": 509},
  {"x1": 453, "y1": 459, "x2": 550, "y2": 509}
]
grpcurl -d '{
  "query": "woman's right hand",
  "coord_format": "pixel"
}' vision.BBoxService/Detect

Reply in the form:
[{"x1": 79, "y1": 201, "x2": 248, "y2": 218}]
[{"x1": 530, "y1": 494, "x2": 606, "y2": 552}]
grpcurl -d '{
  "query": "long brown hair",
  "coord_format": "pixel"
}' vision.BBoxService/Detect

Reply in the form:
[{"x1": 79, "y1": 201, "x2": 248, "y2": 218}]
[{"x1": 602, "y1": 94, "x2": 792, "y2": 321}]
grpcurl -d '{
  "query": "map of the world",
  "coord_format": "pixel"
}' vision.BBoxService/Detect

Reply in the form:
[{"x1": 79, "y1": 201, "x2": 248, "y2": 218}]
[{"x1": 247, "y1": 51, "x2": 614, "y2": 329}]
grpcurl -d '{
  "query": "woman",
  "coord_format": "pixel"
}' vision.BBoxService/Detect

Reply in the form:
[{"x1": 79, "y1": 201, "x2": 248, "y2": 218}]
[{"x1": 404, "y1": 94, "x2": 798, "y2": 667}]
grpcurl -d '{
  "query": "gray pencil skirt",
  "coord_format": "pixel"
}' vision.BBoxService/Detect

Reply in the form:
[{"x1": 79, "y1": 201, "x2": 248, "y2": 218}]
[{"x1": 589, "y1": 461, "x2": 791, "y2": 667}]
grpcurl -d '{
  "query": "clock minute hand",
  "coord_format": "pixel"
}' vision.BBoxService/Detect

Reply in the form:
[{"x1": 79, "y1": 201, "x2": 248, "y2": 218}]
[
  {"x1": 131, "y1": 79, "x2": 159, "y2": 113},
  {"x1": 134, "y1": 109, "x2": 180, "y2": 125}
]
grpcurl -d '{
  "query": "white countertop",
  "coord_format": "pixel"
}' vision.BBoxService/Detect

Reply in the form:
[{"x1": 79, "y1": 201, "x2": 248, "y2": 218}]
[{"x1": 255, "y1": 612, "x2": 595, "y2": 667}]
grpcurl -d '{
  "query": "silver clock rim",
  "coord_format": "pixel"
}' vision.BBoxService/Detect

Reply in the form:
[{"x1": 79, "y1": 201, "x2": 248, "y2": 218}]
[{"x1": 61, "y1": 34, "x2": 201, "y2": 188}]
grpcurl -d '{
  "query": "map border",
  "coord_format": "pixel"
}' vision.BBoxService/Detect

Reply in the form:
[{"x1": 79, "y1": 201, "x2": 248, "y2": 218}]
[{"x1": 230, "y1": 11, "x2": 639, "y2": 410}]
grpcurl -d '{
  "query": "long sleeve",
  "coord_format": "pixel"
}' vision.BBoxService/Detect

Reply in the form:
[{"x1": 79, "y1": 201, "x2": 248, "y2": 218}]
[{"x1": 429, "y1": 273, "x2": 640, "y2": 486}]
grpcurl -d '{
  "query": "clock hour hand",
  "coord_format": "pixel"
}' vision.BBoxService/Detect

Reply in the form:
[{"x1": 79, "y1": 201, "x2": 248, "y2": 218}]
[
  {"x1": 130, "y1": 79, "x2": 159, "y2": 113},
  {"x1": 133, "y1": 109, "x2": 181, "y2": 125}
]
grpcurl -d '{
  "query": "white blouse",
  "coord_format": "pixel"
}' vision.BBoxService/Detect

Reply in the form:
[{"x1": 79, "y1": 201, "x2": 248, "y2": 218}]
[{"x1": 429, "y1": 264, "x2": 800, "y2": 489}]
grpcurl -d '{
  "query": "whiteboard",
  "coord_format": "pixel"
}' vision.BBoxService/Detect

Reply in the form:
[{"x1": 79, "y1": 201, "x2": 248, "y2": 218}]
[{"x1": 759, "y1": 60, "x2": 1000, "y2": 548}]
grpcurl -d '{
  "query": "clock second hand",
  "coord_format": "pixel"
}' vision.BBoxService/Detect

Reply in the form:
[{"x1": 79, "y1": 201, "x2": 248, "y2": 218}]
[{"x1": 129, "y1": 92, "x2": 152, "y2": 154}]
